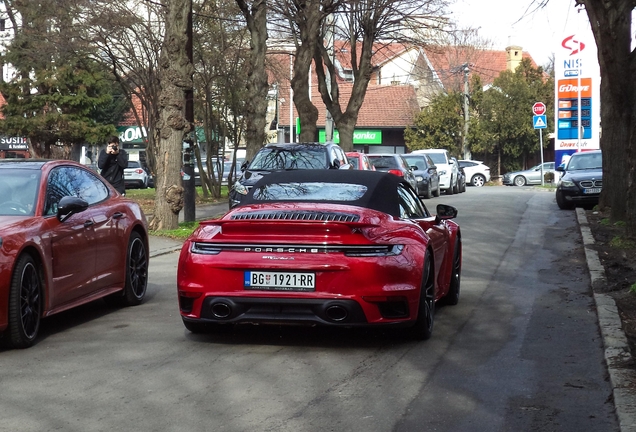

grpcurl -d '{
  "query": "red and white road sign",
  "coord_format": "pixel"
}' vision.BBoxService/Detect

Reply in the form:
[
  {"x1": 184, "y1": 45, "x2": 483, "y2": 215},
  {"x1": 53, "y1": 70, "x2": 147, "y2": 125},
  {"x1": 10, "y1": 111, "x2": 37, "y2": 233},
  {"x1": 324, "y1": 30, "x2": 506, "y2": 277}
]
[{"x1": 532, "y1": 102, "x2": 546, "y2": 116}]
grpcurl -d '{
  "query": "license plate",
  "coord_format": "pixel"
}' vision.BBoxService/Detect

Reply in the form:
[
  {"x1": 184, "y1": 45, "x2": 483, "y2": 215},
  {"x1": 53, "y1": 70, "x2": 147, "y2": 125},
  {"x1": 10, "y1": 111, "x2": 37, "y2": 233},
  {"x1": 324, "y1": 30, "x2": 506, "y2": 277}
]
[
  {"x1": 583, "y1": 188, "x2": 601, "y2": 194},
  {"x1": 244, "y1": 271, "x2": 315, "y2": 291}
]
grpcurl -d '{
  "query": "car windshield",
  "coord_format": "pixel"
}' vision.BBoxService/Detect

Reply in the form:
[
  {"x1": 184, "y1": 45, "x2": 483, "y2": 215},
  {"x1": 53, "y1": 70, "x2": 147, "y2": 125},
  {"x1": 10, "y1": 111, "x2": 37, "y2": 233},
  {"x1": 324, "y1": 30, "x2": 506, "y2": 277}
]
[
  {"x1": 0, "y1": 168, "x2": 41, "y2": 216},
  {"x1": 403, "y1": 156, "x2": 426, "y2": 170},
  {"x1": 425, "y1": 153, "x2": 447, "y2": 164},
  {"x1": 566, "y1": 153, "x2": 603, "y2": 171},
  {"x1": 249, "y1": 148, "x2": 328, "y2": 170},
  {"x1": 252, "y1": 182, "x2": 368, "y2": 202},
  {"x1": 368, "y1": 156, "x2": 398, "y2": 169}
]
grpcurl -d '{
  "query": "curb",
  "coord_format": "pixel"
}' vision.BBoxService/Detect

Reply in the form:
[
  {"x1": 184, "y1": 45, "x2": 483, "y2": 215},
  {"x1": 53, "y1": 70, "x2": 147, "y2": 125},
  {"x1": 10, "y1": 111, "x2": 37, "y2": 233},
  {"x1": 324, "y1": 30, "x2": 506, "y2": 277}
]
[
  {"x1": 576, "y1": 208, "x2": 636, "y2": 431},
  {"x1": 149, "y1": 242, "x2": 183, "y2": 259}
]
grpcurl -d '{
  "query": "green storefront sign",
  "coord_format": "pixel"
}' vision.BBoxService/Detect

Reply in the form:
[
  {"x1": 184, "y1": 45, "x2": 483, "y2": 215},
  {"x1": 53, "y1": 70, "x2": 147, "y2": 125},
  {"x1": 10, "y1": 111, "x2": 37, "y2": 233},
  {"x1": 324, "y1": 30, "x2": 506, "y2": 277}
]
[{"x1": 318, "y1": 129, "x2": 382, "y2": 144}]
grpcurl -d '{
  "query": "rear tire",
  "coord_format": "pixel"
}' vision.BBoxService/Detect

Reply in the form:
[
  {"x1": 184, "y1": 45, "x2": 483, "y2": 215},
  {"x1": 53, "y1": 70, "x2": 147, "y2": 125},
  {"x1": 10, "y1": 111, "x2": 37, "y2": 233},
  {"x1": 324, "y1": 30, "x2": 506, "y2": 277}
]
[
  {"x1": 472, "y1": 174, "x2": 486, "y2": 187},
  {"x1": 104, "y1": 231, "x2": 148, "y2": 307},
  {"x1": 433, "y1": 184, "x2": 440, "y2": 197},
  {"x1": 409, "y1": 253, "x2": 435, "y2": 340},
  {"x1": 8, "y1": 254, "x2": 42, "y2": 349},
  {"x1": 514, "y1": 175, "x2": 527, "y2": 186}
]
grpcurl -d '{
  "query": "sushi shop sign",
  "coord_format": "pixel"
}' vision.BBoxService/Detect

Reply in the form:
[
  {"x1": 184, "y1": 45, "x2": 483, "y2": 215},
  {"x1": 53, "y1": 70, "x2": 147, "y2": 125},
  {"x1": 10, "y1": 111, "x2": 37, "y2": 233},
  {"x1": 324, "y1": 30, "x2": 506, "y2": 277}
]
[{"x1": 0, "y1": 136, "x2": 28, "y2": 150}]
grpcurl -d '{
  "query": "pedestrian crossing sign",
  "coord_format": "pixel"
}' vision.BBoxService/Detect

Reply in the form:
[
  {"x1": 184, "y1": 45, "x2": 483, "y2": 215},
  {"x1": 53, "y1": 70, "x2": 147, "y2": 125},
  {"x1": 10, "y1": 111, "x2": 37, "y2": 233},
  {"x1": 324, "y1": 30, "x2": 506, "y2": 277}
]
[{"x1": 533, "y1": 115, "x2": 547, "y2": 129}]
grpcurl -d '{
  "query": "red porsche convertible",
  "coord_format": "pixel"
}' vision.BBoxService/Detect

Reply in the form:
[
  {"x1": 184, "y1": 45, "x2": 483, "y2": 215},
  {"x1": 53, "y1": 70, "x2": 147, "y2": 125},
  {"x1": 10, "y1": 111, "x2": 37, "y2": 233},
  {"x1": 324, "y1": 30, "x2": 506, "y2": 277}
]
[
  {"x1": 178, "y1": 169, "x2": 461, "y2": 340},
  {"x1": 0, "y1": 159, "x2": 149, "y2": 348}
]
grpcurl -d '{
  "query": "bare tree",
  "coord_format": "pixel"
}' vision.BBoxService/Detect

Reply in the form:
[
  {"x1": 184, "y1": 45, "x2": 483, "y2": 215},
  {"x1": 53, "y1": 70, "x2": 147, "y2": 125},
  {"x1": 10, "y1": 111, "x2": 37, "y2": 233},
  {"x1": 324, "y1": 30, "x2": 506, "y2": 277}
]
[
  {"x1": 81, "y1": 0, "x2": 165, "y2": 179},
  {"x1": 149, "y1": 0, "x2": 194, "y2": 231},
  {"x1": 270, "y1": 0, "x2": 339, "y2": 142},
  {"x1": 235, "y1": 0, "x2": 270, "y2": 160},
  {"x1": 193, "y1": 0, "x2": 250, "y2": 198},
  {"x1": 313, "y1": 0, "x2": 451, "y2": 151}
]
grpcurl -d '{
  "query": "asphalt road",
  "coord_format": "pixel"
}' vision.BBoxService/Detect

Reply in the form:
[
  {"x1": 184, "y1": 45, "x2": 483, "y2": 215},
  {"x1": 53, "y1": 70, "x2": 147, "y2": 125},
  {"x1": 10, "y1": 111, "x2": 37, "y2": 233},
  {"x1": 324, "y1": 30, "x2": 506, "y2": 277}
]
[{"x1": 0, "y1": 186, "x2": 618, "y2": 432}]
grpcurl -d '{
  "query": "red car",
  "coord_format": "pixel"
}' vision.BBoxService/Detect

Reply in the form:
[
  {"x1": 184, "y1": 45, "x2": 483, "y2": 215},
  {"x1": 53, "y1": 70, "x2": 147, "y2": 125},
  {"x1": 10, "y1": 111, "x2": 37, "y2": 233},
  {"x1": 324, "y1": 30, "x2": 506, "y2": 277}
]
[
  {"x1": 0, "y1": 159, "x2": 149, "y2": 348},
  {"x1": 346, "y1": 151, "x2": 376, "y2": 170},
  {"x1": 178, "y1": 169, "x2": 461, "y2": 340}
]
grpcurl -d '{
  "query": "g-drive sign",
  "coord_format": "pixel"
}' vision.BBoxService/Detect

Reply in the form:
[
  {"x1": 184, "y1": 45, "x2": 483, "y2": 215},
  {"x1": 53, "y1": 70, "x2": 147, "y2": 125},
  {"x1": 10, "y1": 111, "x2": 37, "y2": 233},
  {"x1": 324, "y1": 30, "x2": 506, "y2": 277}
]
[{"x1": 532, "y1": 102, "x2": 546, "y2": 116}]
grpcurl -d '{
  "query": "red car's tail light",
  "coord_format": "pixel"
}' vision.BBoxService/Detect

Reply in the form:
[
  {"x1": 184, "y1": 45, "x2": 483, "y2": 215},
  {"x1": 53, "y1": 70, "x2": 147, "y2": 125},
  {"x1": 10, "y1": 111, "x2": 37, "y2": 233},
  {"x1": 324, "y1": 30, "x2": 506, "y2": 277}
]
[
  {"x1": 388, "y1": 169, "x2": 404, "y2": 177},
  {"x1": 191, "y1": 243, "x2": 222, "y2": 254},
  {"x1": 343, "y1": 244, "x2": 404, "y2": 257}
]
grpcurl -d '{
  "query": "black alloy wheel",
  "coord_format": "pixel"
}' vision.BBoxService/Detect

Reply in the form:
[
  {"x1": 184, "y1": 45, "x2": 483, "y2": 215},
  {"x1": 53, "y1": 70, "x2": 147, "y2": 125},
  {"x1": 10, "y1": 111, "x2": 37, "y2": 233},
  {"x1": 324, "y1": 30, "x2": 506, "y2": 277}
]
[
  {"x1": 444, "y1": 237, "x2": 462, "y2": 305},
  {"x1": 9, "y1": 254, "x2": 42, "y2": 348},
  {"x1": 124, "y1": 231, "x2": 148, "y2": 305},
  {"x1": 409, "y1": 253, "x2": 435, "y2": 340}
]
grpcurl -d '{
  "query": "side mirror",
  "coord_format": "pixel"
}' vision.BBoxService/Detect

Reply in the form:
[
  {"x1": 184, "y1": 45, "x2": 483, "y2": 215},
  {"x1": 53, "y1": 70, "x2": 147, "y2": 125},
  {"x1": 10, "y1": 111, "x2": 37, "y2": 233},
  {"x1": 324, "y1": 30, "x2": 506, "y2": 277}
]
[
  {"x1": 331, "y1": 159, "x2": 341, "y2": 169},
  {"x1": 57, "y1": 196, "x2": 89, "y2": 222},
  {"x1": 556, "y1": 165, "x2": 565, "y2": 172},
  {"x1": 240, "y1": 161, "x2": 249, "y2": 171},
  {"x1": 436, "y1": 204, "x2": 458, "y2": 220}
]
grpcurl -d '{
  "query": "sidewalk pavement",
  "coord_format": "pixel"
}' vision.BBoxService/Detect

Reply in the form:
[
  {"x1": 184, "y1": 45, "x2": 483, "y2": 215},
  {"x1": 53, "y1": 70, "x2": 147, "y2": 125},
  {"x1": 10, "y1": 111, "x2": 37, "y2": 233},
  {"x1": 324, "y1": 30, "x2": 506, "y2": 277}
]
[
  {"x1": 576, "y1": 208, "x2": 636, "y2": 432},
  {"x1": 149, "y1": 201, "x2": 228, "y2": 258},
  {"x1": 146, "y1": 203, "x2": 636, "y2": 431}
]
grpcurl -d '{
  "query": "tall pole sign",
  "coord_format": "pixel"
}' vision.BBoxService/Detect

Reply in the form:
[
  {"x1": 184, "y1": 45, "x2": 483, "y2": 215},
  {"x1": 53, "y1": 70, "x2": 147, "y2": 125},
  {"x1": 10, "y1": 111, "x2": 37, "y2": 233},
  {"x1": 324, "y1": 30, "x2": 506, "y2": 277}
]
[
  {"x1": 554, "y1": 7, "x2": 600, "y2": 168},
  {"x1": 533, "y1": 102, "x2": 547, "y2": 185}
]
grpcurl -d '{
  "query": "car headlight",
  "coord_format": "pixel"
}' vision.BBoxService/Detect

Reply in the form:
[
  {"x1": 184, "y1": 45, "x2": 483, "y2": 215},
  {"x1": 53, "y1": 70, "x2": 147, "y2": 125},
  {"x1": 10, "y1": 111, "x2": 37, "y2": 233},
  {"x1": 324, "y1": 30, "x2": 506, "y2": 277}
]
[
  {"x1": 438, "y1": 170, "x2": 447, "y2": 176},
  {"x1": 561, "y1": 179, "x2": 575, "y2": 187},
  {"x1": 232, "y1": 181, "x2": 249, "y2": 195},
  {"x1": 415, "y1": 176, "x2": 424, "y2": 182}
]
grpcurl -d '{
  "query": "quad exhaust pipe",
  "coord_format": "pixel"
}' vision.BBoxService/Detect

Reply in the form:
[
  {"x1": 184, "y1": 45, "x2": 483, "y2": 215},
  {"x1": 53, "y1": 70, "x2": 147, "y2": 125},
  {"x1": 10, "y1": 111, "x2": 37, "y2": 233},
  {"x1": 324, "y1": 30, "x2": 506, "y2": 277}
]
[
  {"x1": 211, "y1": 302, "x2": 232, "y2": 319},
  {"x1": 325, "y1": 305, "x2": 348, "y2": 322}
]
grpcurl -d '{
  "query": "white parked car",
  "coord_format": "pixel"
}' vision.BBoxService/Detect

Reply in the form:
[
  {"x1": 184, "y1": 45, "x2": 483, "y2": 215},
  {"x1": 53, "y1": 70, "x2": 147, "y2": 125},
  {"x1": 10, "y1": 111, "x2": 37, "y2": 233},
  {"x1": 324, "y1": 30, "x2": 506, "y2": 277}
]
[
  {"x1": 458, "y1": 160, "x2": 491, "y2": 187},
  {"x1": 411, "y1": 149, "x2": 459, "y2": 195},
  {"x1": 124, "y1": 160, "x2": 149, "y2": 189}
]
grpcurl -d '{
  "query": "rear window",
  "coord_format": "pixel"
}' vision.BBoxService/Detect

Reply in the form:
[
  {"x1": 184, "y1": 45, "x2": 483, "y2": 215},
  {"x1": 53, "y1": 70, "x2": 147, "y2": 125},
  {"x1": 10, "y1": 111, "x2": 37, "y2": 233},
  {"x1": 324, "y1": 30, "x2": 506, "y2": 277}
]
[
  {"x1": 127, "y1": 161, "x2": 141, "y2": 169},
  {"x1": 252, "y1": 182, "x2": 368, "y2": 201},
  {"x1": 249, "y1": 147, "x2": 328, "y2": 170},
  {"x1": 368, "y1": 156, "x2": 398, "y2": 169},
  {"x1": 425, "y1": 153, "x2": 448, "y2": 165}
]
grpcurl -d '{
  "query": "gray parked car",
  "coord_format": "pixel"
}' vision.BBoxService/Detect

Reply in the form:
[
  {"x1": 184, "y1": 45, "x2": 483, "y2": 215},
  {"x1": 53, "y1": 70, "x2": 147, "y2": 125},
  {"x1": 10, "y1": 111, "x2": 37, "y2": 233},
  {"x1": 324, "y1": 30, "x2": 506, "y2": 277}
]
[
  {"x1": 503, "y1": 162, "x2": 555, "y2": 186},
  {"x1": 402, "y1": 153, "x2": 440, "y2": 198}
]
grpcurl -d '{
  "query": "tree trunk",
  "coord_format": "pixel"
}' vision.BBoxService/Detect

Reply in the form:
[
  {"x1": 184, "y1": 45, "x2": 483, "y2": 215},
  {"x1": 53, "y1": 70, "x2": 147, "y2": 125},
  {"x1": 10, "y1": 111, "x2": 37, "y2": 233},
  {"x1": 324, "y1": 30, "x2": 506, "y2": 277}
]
[
  {"x1": 148, "y1": 0, "x2": 193, "y2": 231},
  {"x1": 289, "y1": 0, "x2": 323, "y2": 143},
  {"x1": 236, "y1": 0, "x2": 269, "y2": 161},
  {"x1": 582, "y1": 0, "x2": 632, "y2": 228},
  {"x1": 314, "y1": 17, "x2": 375, "y2": 151}
]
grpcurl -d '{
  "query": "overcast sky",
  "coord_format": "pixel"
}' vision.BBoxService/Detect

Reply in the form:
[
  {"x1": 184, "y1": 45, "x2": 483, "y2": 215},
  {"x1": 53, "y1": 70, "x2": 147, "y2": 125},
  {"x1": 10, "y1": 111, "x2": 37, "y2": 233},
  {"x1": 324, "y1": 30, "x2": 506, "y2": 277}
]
[{"x1": 448, "y1": 0, "x2": 584, "y2": 67}]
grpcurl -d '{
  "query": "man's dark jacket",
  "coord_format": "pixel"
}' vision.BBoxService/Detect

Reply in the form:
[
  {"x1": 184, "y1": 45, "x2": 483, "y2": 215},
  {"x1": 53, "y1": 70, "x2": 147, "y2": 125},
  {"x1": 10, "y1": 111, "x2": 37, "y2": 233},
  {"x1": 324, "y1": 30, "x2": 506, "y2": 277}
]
[{"x1": 98, "y1": 148, "x2": 129, "y2": 194}]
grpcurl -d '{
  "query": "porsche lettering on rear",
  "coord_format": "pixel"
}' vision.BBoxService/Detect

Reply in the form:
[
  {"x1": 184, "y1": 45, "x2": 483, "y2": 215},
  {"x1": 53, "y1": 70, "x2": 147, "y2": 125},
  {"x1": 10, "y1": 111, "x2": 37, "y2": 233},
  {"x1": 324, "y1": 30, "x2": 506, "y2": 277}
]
[{"x1": 244, "y1": 247, "x2": 319, "y2": 253}]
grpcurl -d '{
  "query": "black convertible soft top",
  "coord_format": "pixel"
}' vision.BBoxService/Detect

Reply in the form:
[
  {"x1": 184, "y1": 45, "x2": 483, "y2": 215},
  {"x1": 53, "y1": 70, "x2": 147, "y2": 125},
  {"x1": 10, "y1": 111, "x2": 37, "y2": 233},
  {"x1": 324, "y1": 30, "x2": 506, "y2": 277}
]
[{"x1": 241, "y1": 169, "x2": 412, "y2": 217}]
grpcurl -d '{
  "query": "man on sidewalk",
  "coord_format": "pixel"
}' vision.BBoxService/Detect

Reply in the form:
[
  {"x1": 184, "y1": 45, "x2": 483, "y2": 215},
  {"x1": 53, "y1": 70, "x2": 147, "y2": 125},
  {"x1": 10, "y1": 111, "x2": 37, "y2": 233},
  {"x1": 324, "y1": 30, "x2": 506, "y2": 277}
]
[{"x1": 98, "y1": 136, "x2": 128, "y2": 195}]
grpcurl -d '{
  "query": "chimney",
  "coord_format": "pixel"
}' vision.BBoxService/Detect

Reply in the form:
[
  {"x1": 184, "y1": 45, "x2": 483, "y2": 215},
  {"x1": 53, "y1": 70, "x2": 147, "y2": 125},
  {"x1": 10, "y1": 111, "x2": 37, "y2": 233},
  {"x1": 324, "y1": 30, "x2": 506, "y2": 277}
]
[{"x1": 505, "y1": 45, "x2": 523, "y2": 72}]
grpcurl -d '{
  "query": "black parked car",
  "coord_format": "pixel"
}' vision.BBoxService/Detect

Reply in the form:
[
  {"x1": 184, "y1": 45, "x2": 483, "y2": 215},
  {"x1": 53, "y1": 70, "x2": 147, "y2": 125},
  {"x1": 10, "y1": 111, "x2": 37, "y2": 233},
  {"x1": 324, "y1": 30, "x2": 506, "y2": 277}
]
[
  {"x1": 367, "y1": 153, "x2": 419, "y2": 195},
  {"x1": 402, "y1": 153, "x2": 440, "y2": 198},
  {"x1": 229, "y1": 142, "x2": 350, "y2": 208},
  {"x1": 556, "y1": 150, "x2": 602, "y2": 210}
]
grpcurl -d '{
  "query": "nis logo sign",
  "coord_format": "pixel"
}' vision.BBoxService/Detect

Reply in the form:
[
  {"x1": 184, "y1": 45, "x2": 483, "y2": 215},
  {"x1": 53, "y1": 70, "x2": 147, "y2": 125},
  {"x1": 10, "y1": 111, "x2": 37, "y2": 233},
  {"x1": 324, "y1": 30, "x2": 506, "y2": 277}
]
[{"x1": 561, "y1": 35, "x2": 587, "y2": 77}]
